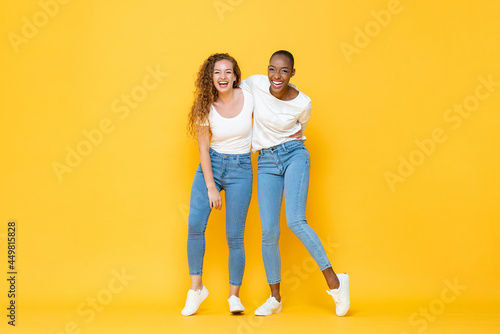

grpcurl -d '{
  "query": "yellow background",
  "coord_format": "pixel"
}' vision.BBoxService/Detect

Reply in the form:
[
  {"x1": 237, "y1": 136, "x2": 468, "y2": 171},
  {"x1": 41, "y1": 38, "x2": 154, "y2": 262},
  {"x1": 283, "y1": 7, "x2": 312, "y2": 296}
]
[{"x1": 1, "y1": 0, "x2": 499, "y2": 333}]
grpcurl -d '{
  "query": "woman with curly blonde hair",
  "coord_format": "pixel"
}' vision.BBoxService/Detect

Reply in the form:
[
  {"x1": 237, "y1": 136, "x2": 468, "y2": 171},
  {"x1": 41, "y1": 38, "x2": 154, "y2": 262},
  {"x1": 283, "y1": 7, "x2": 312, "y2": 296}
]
[{"x1": 181, "y1": 53, "x2": 254, "y2": 316}]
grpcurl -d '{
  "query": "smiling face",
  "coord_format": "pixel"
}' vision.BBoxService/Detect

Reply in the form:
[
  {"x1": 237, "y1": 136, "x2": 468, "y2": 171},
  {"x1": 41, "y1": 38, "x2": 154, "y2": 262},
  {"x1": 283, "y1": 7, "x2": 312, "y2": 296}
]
[
  {"x1": 268, "y1": 54, "x2": 295, "y2": 97},
  {"x1": 213, "y1": 59, "x2": 236, "y2": 93}
]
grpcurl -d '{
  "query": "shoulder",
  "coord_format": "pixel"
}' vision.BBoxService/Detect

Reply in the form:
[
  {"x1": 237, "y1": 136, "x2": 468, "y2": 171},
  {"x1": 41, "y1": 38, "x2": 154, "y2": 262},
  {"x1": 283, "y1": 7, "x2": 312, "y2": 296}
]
[
  {"x1": 235, "y1": 87, "x2": 251, "y2": 106},
  {"x1": 240, "y1": 86, "x2": 252, "y2": 98},
  {"x1": 291, "y1": 88, "x2": 312, "y2": 110},
  {"x1": 298, "y1": 91, "x2": 312, "y2": 105},
  {"x1": 243, "y1": 74, "x2": 268, "y2": 87},
  {"x1": 247, "y1": 74, "x2": 266, "y2": 81},
  {"x1": 288, "y1": 82, "x2": 311, "y2": 104},
  {"x1": 254, "y1": 74, "x2": 268, "y2": 85}
]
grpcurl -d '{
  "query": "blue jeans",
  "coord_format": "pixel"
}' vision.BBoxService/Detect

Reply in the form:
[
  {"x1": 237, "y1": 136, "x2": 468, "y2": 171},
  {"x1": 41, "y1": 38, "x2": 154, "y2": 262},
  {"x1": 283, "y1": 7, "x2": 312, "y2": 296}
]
[
  {"x1": 187, "y1": 148, "x2": 253, "y2": 286},
  {"x1": 258, "y1": 140, "x2": 332, "y2": 284}
]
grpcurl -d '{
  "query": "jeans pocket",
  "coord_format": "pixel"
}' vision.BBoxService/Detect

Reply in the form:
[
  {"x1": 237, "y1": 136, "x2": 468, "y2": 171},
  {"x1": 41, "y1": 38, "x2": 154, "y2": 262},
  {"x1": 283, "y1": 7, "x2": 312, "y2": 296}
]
[
  {"x1": 237, "y1": 157, "x2": 252, "y2": 170},
  {"x1": 287, "y1": 140, "x2": 305, "y2": 151}
]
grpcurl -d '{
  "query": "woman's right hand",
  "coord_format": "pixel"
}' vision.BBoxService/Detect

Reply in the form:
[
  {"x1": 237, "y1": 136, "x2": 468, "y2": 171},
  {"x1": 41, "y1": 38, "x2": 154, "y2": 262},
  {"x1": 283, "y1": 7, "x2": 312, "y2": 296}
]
[
  {"x1": 289, "y1": 124, "x2": 303, "y2": 140},
  {"x1": 208, "y1": 186, "x2": 222, "y2": 210}
]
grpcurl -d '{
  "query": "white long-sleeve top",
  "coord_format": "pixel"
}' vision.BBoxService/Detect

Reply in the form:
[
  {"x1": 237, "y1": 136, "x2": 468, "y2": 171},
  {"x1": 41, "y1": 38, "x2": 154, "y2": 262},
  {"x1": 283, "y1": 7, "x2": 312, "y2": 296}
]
[{"x1": 239, "y1": 75, "x2": 312, "y2": 153}]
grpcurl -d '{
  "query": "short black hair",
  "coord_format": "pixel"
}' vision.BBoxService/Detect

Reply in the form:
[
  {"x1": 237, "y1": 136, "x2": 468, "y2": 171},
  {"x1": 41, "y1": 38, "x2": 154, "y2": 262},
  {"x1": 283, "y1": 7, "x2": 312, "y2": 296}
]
[{"x1": 270, "y1": 50, "x2": 294, "y2": 69}]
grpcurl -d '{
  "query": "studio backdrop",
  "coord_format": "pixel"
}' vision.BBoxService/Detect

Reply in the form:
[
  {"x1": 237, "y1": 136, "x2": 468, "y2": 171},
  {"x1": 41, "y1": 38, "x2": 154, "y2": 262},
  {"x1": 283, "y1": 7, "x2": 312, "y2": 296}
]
[{"x1": 1, "y1": 0, "x2": 499, "y2": 331}]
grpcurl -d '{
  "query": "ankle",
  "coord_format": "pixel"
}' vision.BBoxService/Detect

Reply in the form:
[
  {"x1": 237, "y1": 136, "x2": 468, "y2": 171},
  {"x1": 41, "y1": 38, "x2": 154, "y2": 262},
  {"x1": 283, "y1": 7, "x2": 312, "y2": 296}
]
[
  {"x1": 229, "y1": 285, "x2": 240, "y2": 298},
  {"x1": 328, "y1": 275, "x2": 340, "y2": 290},
  {"x1": 190, "y1": 275, "x2": 203, "y2": 291}
]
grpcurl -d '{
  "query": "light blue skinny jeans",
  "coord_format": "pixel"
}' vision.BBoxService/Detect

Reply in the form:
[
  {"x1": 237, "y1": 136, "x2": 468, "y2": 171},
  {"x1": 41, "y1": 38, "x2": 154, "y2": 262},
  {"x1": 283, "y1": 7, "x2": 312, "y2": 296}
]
[
  {"x1": 257, "y1": 140, "x2": 332, "y2": 284},
  {"x1": 187, "y1": 148, "x2": 252, "y2": 286}
]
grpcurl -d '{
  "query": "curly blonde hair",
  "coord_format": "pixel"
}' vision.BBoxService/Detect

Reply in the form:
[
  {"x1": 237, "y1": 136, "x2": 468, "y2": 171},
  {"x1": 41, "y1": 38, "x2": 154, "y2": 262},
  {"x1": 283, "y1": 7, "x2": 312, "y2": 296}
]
[{"x1": 187, "y1": 53, "x2": 241, "y2": 139}]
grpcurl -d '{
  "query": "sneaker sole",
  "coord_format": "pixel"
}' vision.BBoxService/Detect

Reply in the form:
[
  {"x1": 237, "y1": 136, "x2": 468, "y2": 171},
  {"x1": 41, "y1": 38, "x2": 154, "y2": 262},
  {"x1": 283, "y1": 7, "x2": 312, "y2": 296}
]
[{"x1": 255, "y1": 303, "x2": 282, "y2": 316}]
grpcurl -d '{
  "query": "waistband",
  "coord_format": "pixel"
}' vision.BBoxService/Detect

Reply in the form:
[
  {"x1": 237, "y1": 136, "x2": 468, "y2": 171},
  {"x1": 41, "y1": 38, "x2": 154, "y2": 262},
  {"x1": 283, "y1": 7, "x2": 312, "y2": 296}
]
[
  {"x1": 258, "y1": 140, "x2": 305, "y2": 155},
  {"x1": 209, "y1": 147, "x2": 251, "y2": 159}
]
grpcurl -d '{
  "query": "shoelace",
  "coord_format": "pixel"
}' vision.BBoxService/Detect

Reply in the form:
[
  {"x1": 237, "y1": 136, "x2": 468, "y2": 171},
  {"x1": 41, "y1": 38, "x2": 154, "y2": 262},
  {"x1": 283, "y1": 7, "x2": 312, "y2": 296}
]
[
  {"x1": 327, "y1": 290, "x2": 340, "y2": 303},
  {"x1": 263, "y1": 297, "x2": 278, "y2": 308},
  {"x1": 185, "y1": 290, "x2": 200, "y2": 306}
]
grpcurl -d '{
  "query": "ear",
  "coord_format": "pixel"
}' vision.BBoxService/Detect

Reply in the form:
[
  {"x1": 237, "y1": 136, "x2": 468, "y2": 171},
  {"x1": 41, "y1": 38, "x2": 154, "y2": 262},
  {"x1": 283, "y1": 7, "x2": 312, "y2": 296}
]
[{"x1": 291, "y1": 68, "x2": 296, "y2": 77}]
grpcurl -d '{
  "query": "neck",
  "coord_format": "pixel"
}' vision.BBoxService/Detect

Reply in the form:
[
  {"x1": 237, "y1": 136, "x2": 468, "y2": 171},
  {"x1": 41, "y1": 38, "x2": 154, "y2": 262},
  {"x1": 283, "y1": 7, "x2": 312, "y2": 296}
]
[
  {"x1": 217, "y1": 89, "x2": 235, "y2": 104},
  {"x1": 271, "y1": 86, "x2": 290, "y2": 101}
]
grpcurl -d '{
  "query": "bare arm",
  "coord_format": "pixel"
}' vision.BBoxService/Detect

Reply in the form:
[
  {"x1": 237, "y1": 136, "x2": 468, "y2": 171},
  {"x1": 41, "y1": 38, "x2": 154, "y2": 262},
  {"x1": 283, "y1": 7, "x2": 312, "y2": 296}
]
[{"x1": 197, "y1": 126, "x2": 222, "y2": 210}]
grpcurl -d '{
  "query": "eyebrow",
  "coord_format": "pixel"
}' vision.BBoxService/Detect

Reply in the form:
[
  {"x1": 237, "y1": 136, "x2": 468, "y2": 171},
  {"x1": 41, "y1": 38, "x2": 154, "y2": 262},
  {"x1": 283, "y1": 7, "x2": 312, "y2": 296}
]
[
  {"x1": 214, "y1": 68, "x2": 233, "y2": 71},
  {"x1": 268, "y1": 65, "x2": 289, "y2": 69}
]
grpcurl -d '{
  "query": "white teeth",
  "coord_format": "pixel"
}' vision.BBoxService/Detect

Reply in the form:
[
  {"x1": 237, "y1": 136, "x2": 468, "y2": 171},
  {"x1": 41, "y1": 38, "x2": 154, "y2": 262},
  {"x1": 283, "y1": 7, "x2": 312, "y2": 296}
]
[{"x1": 273, "y1": 81, "x2": 283, "y2": 86}]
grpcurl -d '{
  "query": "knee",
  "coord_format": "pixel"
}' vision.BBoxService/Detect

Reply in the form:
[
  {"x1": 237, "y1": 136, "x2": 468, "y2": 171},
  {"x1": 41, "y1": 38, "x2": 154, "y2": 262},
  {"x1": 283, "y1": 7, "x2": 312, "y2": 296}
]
[
  {"x1": 187, "y1": 220, "x2": 205, "y2": 236},
  {"x1": 226, "y1": 234, "x2": 244, "y2": 248},
  {"x1": 287, "y1": 217, "x2": 307, "y2": 234},
  {"x1": 188, "y1": 208, "x2": 209, "y2": 236},
  {"x1": 262, "y1": 227, "x2": 280, "y2": 245}
]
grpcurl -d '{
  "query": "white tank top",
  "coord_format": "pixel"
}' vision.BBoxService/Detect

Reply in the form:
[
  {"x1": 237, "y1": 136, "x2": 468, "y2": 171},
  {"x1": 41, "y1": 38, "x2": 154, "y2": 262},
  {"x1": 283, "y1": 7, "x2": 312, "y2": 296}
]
[{"x1": 208, "y1": 88, "x2": 253, "y2": 154}]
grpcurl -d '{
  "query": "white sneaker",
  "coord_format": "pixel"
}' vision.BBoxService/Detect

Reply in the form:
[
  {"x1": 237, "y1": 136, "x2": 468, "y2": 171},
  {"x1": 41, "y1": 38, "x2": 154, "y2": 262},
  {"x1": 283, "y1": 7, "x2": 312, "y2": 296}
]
[
  {"x1": 181, "y1": 286, "x2": 209, "y2": 316},
  {"x1": 326, "y1": 273, "x2": 350, "y2": 316},
  {"x1": 255, "y1": 296, "x2": 282, "y2": 316},
  {"x1": 227, "y1": 295, "x2": 245, "y2": 313}
]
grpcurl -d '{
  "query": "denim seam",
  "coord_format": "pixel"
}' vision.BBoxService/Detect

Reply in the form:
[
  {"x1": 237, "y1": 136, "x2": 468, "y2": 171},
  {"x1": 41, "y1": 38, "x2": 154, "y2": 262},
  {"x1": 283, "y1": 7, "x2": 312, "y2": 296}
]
[
  {"x1": 188, "y1": 165, "x2": 216, "y2": 277},
  {"x1": 292, "y1": 151, "x2": 330, "y2": 269},
  {"x1": 273, "y1": 151, "x2": 284, "y2": 174},
  {"x1": 237, "y1": 183, "x2": 252, "y2": 286},
  {"x1": 237, "y1": 156, "x2": 252, "y2": 170},
  {"x1": 320, "y1": 264, "x2": 332, "y2": 271},
  {"x1": 229, "y1": 280, "x2": 242, "y2": 287},
  {"x1": 199, "y1": 206, "x2": 211, "y2": 275},
  {"x1": 267, "y1": 279, "x2": 281, "y2": 284},
  {"x1": 224, "y1": 168, "x2": 251, "y2": 287}
]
